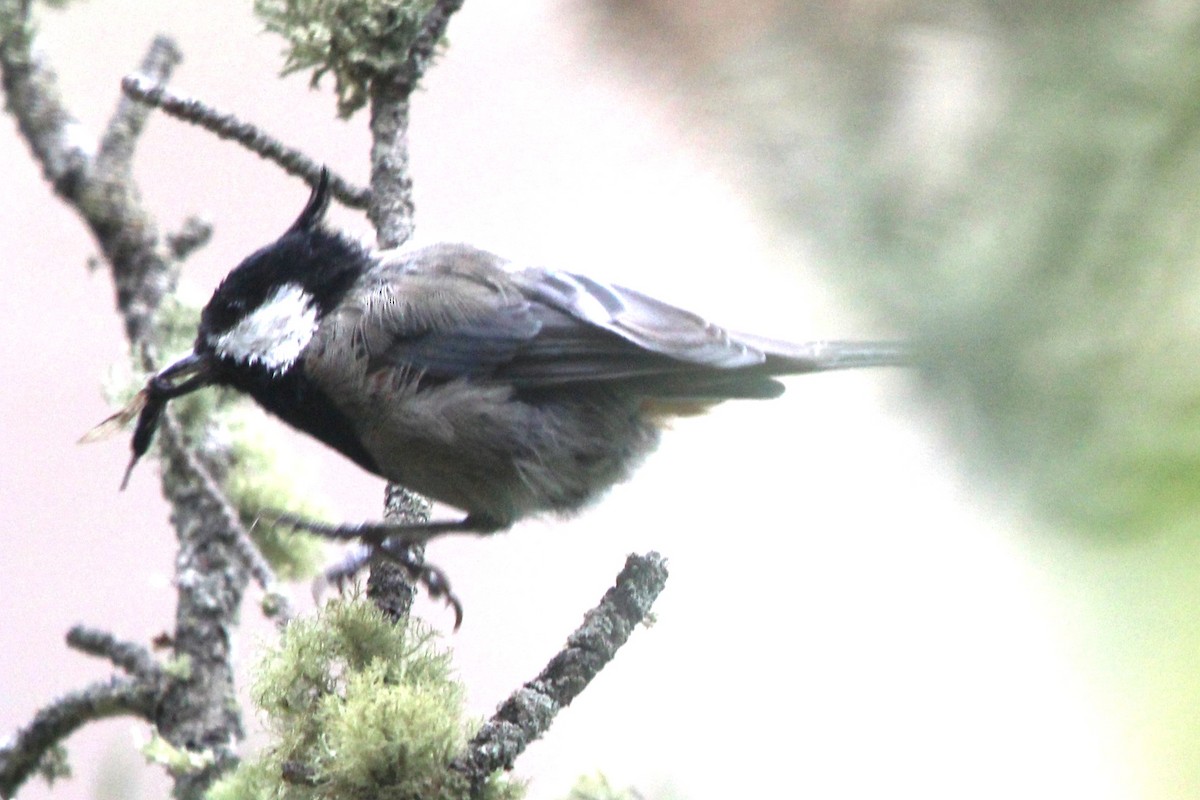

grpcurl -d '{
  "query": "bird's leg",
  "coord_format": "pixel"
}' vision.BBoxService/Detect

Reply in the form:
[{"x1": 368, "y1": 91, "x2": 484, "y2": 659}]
[
  {"x1": 265, "y1": 512, "x2": 498, "y2": 545},
  {"x1": 269, "y1": 512, "x2": 501, "y2": 629},
  {"x1": 317, "y1": 540, "x2": 464, "y2": 629}
]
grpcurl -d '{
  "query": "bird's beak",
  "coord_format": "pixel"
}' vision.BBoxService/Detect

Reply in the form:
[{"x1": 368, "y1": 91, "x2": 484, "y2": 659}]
[
  {"x1": 149, "y1": 350, "x2": 214, "y2": 399},
  {"x1": 118, "y1": 350, "x2": 216, "y2": 488},
  {"x1": 81, "y1": 350, "x2": 217, "y2": 490}
]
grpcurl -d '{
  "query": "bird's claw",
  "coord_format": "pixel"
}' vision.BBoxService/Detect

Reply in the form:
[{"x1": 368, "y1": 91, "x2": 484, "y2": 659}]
[{"x1": 304, "y1": 526, "x2": 464, "y2": 630}]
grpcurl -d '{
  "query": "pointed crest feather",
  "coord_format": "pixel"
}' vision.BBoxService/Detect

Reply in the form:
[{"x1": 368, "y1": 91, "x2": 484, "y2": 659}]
[{"x1": 290, "y1": 168, "x2": 331, "y2": 233}]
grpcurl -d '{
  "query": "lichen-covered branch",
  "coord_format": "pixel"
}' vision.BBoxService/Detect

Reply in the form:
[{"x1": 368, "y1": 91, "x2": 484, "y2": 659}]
[
  {"x1": 0, "y1": 626, "x2": 168, "y2": 798},
  {"x1": 166, "y1": 216, "x2": 214, "y2": 262},
  {"x1": 148, "y1": 412, "x2": 252, "y2": 798},
  {"x1": 0, "y1": 623, "x2": 170, "y2": 800},
  {"x1": 0, "y1": 676, "x2": 163, "y2": 799},
  {"x1": 0, "y1": 0, "x2": 89, "y2": 195},
  {"x1": 362, "y1": 0, "x2": 466, "y2": 611},
  {"x1": 450, "y1": 552, "x2": 669, "y2": 798},
  {"x1": 92, "y1": 36, "x2": 185, "y2": 347},
  {"x1": 365, "y1": 482, "x2": 434, "y2": 622},
  {"x1": 159, "y1": 413, "x2": 295, "y2": 627},
  {"x1": 0, "y1": 9, "x2": 177, "y2": 344},
  {"x1": 402, "y1": 0, "x2": 465, "y2": 95},
  {"x1": 66, "y1": 626, "x2": 163, "y2": 680},
  {"x1": 119, "y1": 74, "x2": 371, "y2": 209},
  {"x1": 367, "y1": 83, "x2": 417, "y2": 247},
  {"x1": 0, "y1": 15, "x2": 284, "y2": 798},
  {"x1": 366, "y1": 0, "x2": 464, "y2": 246},
  {"x1": 98, "y1": 38, "x2": 180, "y2": 173}
]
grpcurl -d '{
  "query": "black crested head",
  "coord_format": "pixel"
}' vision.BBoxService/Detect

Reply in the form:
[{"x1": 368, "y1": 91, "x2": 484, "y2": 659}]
[
  {"x1": 196, "y1": 169, "x2": 368, "y2": 369},
  {"x1": 84, "y1": 169, "x2": 372, "y2": 489}
]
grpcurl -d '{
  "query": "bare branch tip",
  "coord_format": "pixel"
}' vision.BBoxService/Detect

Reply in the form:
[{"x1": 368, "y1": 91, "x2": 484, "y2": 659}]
[
  {"x1": 450, "y1": 550, "x2": 670, "y2": 792},
  {"x1": 166, "y1": 216, "x2": 213, "y2": 262},
  {"x1": 120, "y1": 73, "x2": 158, "y2": 101},
  {"x1": 65, "y1": 626, "x2": 160, "y2": 679},
  {"x1": 147, "y1": 35, "x2": 183, "y2": 66}
]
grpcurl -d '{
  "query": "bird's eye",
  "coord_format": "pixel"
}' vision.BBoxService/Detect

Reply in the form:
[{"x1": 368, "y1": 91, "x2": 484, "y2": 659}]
[{"x1": 201, "y1": 295, "x2": 250, "y2": 336}]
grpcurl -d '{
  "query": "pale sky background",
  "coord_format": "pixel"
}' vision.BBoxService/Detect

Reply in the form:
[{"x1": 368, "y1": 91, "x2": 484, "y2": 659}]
[{"x1": 0, "y1": 3, "x2": 1135, "y2": 799}]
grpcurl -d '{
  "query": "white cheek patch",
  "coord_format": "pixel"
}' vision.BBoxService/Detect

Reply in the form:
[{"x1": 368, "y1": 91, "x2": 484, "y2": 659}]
[{"x1": 211, "y1": 283, "x2": 319, "y2": 372}]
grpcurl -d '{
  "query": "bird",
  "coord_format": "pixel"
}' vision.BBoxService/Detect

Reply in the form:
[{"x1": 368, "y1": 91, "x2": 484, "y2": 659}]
[{"x1": 90, "y1": 169, "x2": 906, "y2": 620}]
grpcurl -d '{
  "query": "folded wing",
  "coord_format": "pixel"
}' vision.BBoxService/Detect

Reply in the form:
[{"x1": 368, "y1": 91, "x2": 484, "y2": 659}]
[{"x1": 347, "y1": 244, "x2": 904, "y2": 399}]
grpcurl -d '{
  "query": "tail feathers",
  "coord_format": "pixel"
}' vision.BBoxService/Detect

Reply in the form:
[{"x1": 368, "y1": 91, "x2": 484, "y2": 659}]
[
  {"x1": 623, "y1": 339, "x2": 906, "y2": 404},
  {"x1": 735, "y1": 337, "x2": 909, "y2": 374},
  {"x1": 628, "y1": 372, "x2": 787, "y2": 401}
]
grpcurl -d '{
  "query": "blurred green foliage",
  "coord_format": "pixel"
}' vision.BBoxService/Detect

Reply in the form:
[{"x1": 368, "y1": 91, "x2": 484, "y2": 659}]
[
  {"x1": 597, "y1": 3, "x2": 1200, "y2": 795},
  {"x1": 607, "y1": 1, "x2": 1200, "y2": 538},
  {"x1": 563, "y1": 773, "x2": 636, "y2": 800}
]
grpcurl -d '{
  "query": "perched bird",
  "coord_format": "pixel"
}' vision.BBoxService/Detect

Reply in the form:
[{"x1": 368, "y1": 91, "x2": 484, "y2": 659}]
[{"x1": 94, "y1": 170, "x2": 905, "y2": 617}]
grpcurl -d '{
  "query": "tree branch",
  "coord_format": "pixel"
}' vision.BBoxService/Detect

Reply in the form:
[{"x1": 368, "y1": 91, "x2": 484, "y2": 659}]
[
  {"x1": 450, "y1": 552, "x2": 669, "y2": 797},
  {"x1": 0, "y1": 1, "x2": 90, "y2": 196},
  {"x1": 367, "y1": 0, "x2": 464, "y2": 247},
  {"x1": 98, "y1": 36, "x2": 181, "y2": 171},
  {"x1": 119, "y1": 74, "x2": 371, "y2": 209},
  {"x1": 0, "y1": 13, "x2": 178, "y2": 345},
  {"x1": 165, "y1": 215, "x2": 213, "y2": 262},
  {"x1": 365, "y1": 483, "x2": 433, "y2": 622},
  {"x1": 403, "y1": 0, "x2": 466, "y2": 95},
  {"x1": 66, "y1": 626, "x2": 163, "y2": 681},
  {"x1": 362, "y1": 0, "x2": 467, "y2": 612},
  {"x1": 159, "y1": 413, "x2": 296, "y2": 627},
  {"x1": 0, "y1": 676, "x2": 163, "y2": 799},
  {"x1": 367, "y1": 82, "x2": 416, "y2": 247},
  {"x1": 0, "y1": 24, "x2": 269, "y2": 798},
  {"x1": 150, "y1": 412, "x2": 249, "y2": 798}
]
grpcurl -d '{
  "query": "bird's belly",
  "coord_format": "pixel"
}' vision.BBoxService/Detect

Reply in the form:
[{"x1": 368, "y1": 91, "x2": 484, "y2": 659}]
[{"x1": 337, "y1": 379, "x2": 662, "y2": 524}]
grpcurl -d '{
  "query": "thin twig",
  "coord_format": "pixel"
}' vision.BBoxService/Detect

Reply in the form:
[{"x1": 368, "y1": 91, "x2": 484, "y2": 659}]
[
  {"x1": 66, "y1": 626, "x2": 163, "y2": 680},
  {"x1": 98, "y1": 36, "x2": 182, "y2": 170},
  {"x1": 120, "y1": 74, "x2": 371, "y2": 209},
  {"x1": 403, "y1": 0, "x2": 466, "y2": 94},
  {"x1": 450, "y1": 552, "x2": 669, "y2": 798},
  {"x1": 166, "y1": 216, "x2": 214, "y2": 262}
]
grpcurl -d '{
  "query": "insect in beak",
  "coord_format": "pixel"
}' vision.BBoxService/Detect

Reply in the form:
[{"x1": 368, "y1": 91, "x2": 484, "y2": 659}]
[{"x1": 80, "y1": 351, "x2": 214, "y2": 489}]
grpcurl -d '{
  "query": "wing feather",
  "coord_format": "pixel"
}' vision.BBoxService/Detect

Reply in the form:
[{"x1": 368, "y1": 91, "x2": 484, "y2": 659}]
[{"x1": 510, "y1": 267, "x2": 766, "y2": 368}]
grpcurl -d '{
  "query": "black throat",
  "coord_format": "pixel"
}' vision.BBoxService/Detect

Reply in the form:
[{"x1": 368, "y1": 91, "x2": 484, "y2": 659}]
[{"x1": 217, "y1": 361, "x2": 384, "y2": 479}]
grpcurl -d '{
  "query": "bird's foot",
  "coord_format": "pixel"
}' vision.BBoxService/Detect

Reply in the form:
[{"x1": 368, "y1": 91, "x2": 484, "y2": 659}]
[{"x1": 266, "y1": 512, "x2": 467, "y2": 629}]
